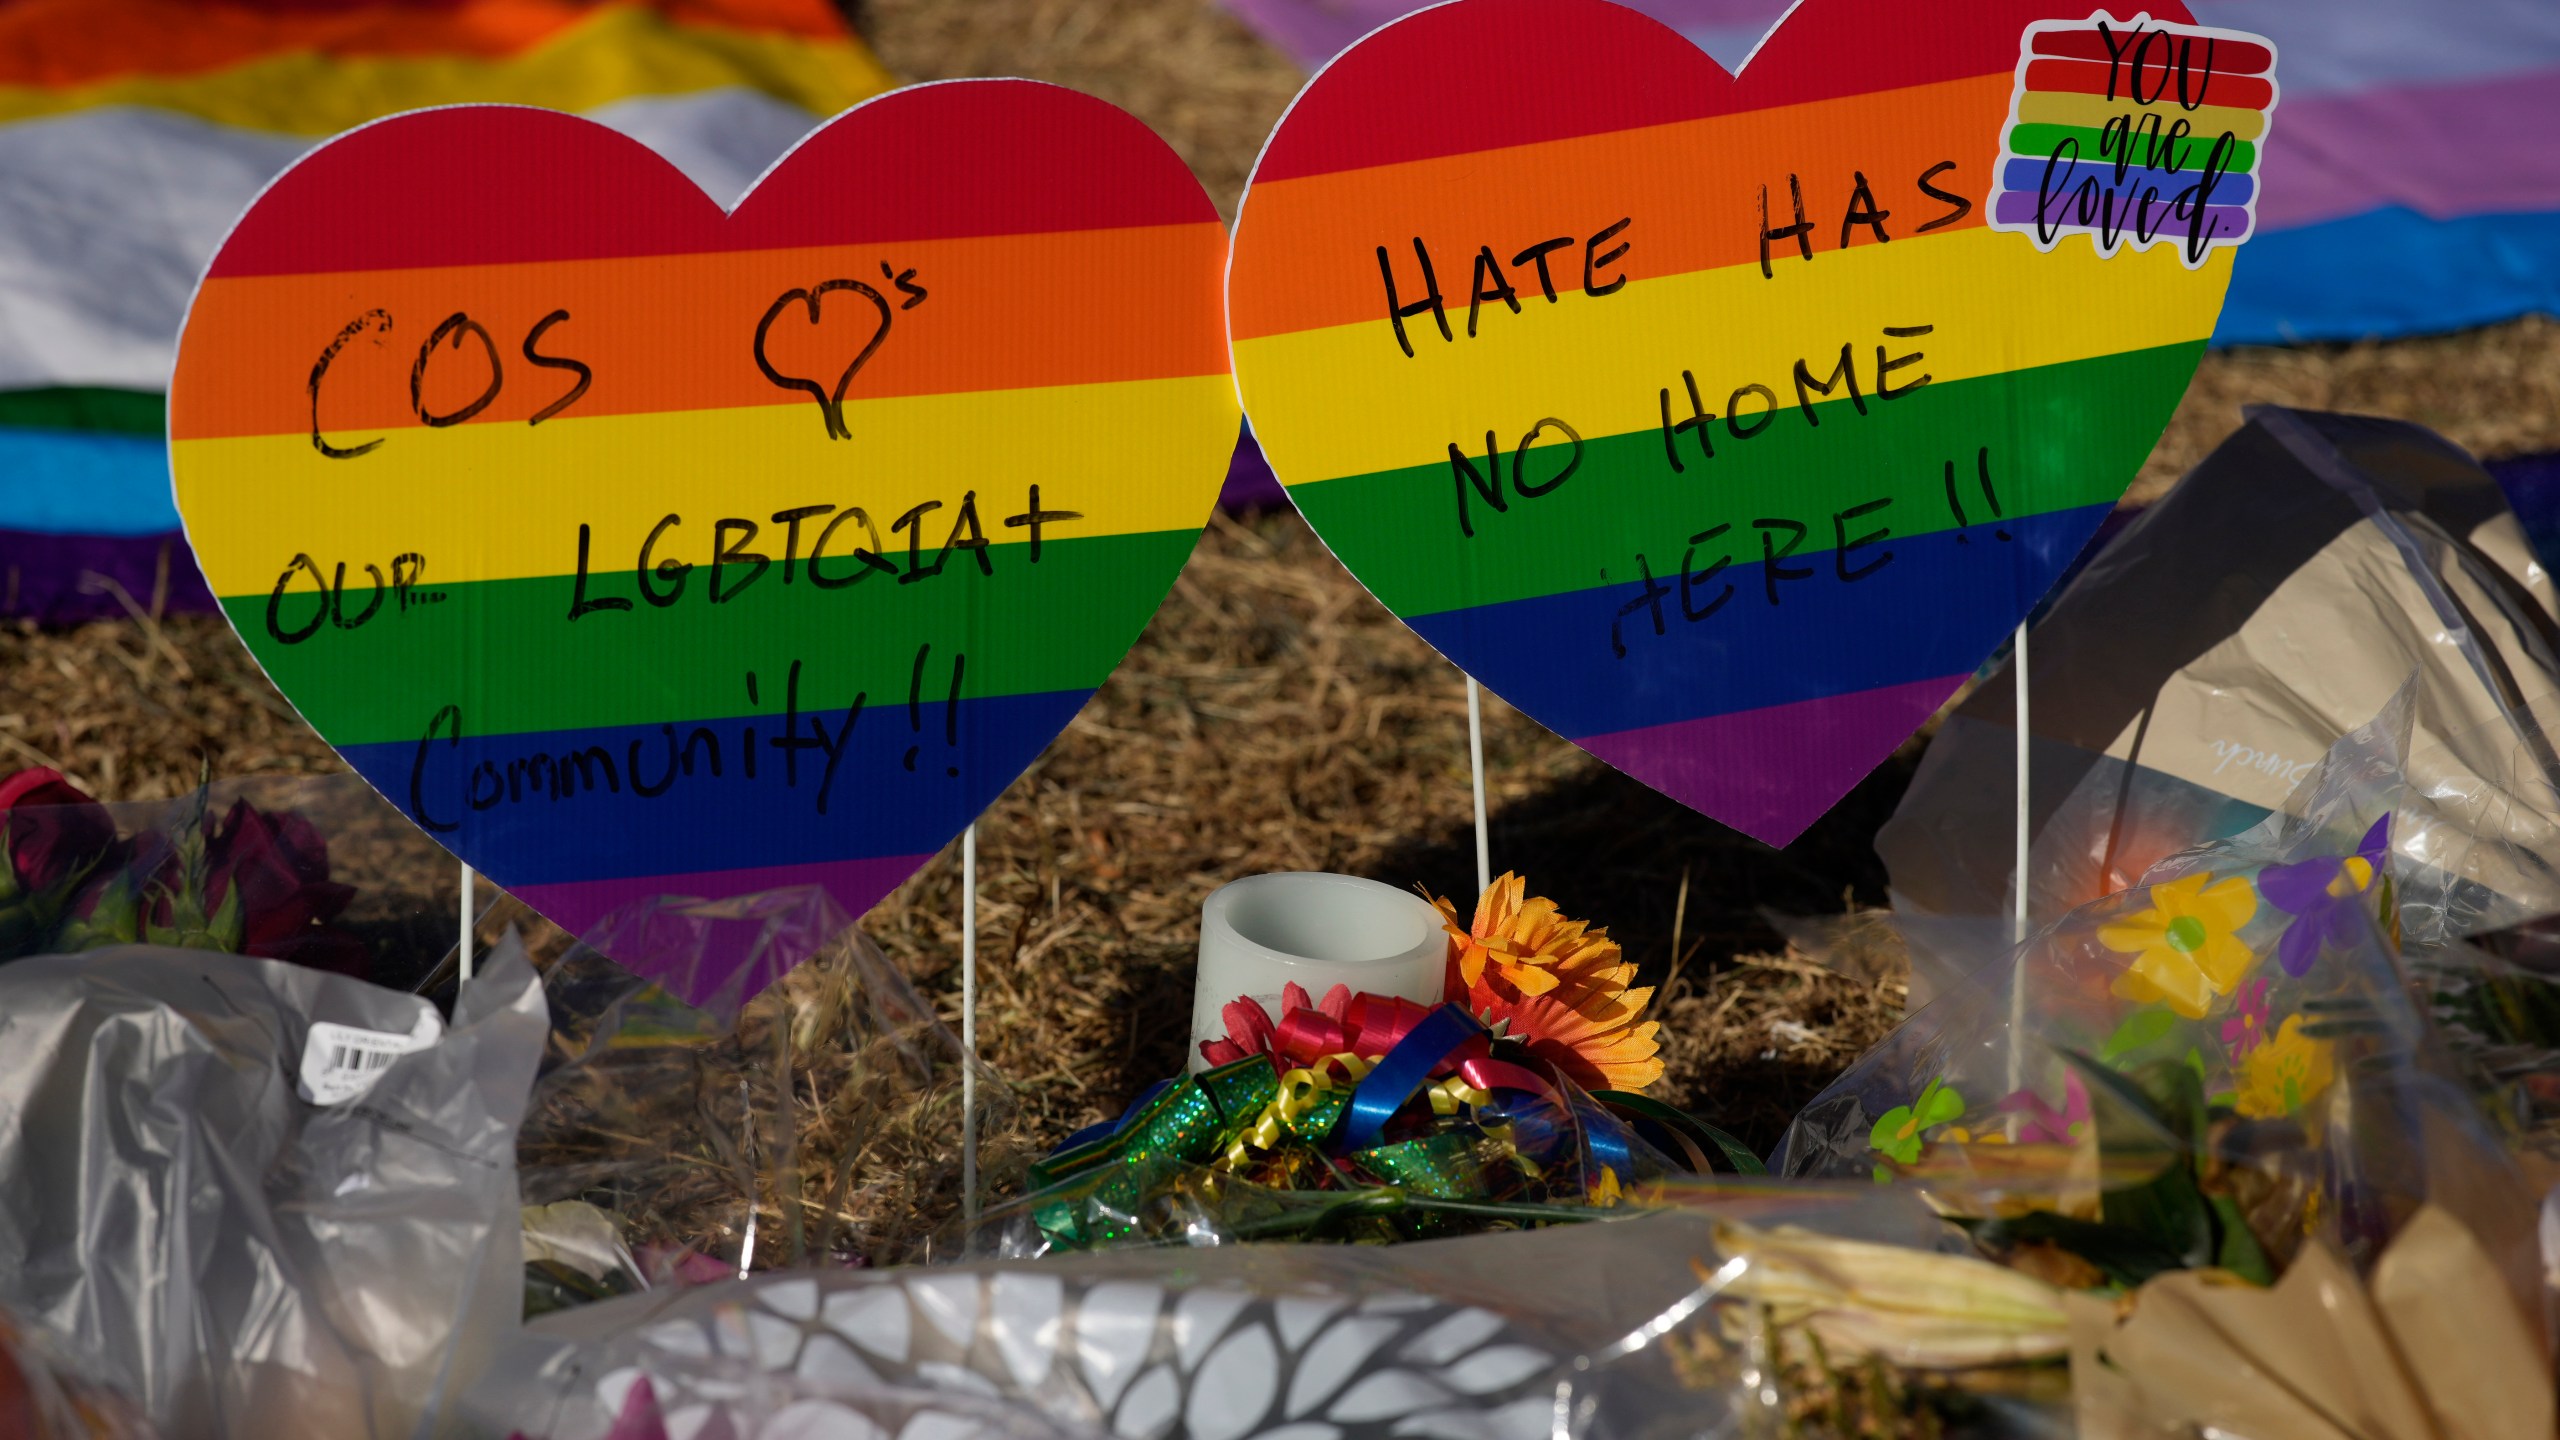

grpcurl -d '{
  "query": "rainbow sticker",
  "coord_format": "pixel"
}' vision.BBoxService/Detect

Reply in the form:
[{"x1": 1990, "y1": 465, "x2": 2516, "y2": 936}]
[
  {"x1": 170, "y1": 84, "x2": 1235, "y2": 1002},
  {"x1": 1988, "y1": 12, "x2": 2279, "y2": 264},
  {"x1": 1228, "y1": 0, "x2": 2250, "y2": 846}
]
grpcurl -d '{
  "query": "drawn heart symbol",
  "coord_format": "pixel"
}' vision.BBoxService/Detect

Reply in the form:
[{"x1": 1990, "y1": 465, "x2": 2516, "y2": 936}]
[
  {"x1": 753, "y1": 279, "x2": 895, "y2": 441},
  {"x1": 172, "y1": 84, "x2": 1235, "y2": 1002},
  {"x1": 1230, "y1": 0, "x2": 2236, "y2": 845}
]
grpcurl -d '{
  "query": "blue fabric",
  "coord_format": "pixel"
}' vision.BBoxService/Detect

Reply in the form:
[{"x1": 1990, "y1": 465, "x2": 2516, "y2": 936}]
[
  {"x1": 0, "y1": 426, "x2": 175, "y2": 535},
  {"x1": 2217, "y1": 208, "x2": 2560, "y2": 346}
]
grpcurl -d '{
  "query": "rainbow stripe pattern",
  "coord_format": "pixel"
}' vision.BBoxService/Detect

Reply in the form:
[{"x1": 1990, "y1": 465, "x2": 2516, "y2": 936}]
[
  {"x1": 1222, "y1": 0, "x2": 2560, "y2": 347},
  {"x1": 169, "y1": 87, "x2": 1234, "y2": 1001},
  {"x1": 1228, "y1": 0, "x2": 2233, "y2": 845},
  {"x1": 0, "y1": 0, "x2": 894, "y2": 625},
  {"x1": 1987, "y1": 17, "x2": 2277, "y2": 263}
]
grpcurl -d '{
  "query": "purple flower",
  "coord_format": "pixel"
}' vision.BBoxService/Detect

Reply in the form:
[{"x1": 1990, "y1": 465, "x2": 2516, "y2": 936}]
[{"x1": 2258, "y1": 816, "x2": 2390, "y2": 977}]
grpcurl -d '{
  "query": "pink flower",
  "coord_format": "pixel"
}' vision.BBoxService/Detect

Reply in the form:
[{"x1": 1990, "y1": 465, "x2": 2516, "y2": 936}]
[
  {"x1": 1995, "y1": 1070, "x2": 2091, "y2": 1144},
  {"x1": 2221, "y1": 975, "x2": 2274, "y2": 1057}
]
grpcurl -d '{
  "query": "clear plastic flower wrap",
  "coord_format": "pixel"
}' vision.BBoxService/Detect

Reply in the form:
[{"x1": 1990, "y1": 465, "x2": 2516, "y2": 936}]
[
  {"x1": 0, "y1": 770, "x2": 496, "y2": 990},
  {"x1": 465, "y1": 1192, "x2": 2015, "y2": 1440},
  {"x1": 516, "y1": 888, "x2": 1032, "y2": 1284},
  {"x1": 1775, "y1": 689, "x2": 2550, "y2": 1337},
  {"x1": 2408, "y1": 922, "x2": 2560, "y2": 1181},
  {"x1": 1878, "y1": 408, "x2": 2560, "y2": 1010}
]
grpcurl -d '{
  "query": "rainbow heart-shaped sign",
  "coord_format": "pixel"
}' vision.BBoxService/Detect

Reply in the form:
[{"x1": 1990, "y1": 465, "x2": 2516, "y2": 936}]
[
  {"x1": 172, "y1": 84, "x2": 1235, "y2": 1002},
  {"x1": 1230, "y1": 0, "x2": 2254, "y2": 844}
]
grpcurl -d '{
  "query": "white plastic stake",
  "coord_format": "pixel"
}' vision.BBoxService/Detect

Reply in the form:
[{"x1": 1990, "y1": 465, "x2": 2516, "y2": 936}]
[
  {"x1": 458, "y1": 863, "x2": 474, "y2": 987},
  {"x1": 736, "y1": 1077, "x2": 759, "y2": 1278},
  {"x1": 2013, "y1": 621, "x2": 2031, "y2": 945},
  {"x1": 1466, "y1": 676, "x2": 1491, "y2": 894},
  {"x1": 2008, "y1": 621, "x2": 2031, "y2": 1101},
  {"x1": 961, "y1": 822, "x2": 980, "y2": 1225}
]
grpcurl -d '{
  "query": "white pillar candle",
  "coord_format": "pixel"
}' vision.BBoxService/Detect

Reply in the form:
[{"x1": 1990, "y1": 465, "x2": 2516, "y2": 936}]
[{"x1": 1188, "y1": 872, "x2": 1449, "y2": 1071}]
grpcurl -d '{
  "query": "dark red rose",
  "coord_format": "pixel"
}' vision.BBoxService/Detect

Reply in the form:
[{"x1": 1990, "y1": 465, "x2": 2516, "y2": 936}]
[
  {"x1": 203, "y1": 800, "x2": 358, "y2": 959},
  {"x1": 0, "y1": 768, "x2": 115, "y2": 896},
  {"x1": 0, "y1": 768, "x2": 117, "y2": 957}
]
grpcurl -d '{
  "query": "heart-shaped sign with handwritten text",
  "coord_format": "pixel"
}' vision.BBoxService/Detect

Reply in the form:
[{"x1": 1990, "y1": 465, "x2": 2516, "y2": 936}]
[
  {"x1": 1230, "y1": 0, "x2": 2262, "y2": 844},
  {"x1": 173, "y1": 85, "x2": 1235, "y2": 1002}
]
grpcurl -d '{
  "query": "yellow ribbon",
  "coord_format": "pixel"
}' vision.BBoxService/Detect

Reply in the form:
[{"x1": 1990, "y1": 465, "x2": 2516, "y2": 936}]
[
  {"x1": 1221, "y1": 1053, "x2": 1372, "y2": 1171},
  {"x1": 1427, "y1": 1078, "x2": 1492, "y2": 1116},
  {"x1": 1218, "y1": 1055, "x2": 1500, "y2": 1172}
]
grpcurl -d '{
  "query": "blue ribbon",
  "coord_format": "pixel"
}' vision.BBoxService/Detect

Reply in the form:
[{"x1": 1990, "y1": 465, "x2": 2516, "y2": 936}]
[
  {"x1": 1578, "y1": 1094, "x2": 1635, "y2": 1178},
  {"x1": 1334, "y1": 1004, "x2": 1487, "y2": 1152}
]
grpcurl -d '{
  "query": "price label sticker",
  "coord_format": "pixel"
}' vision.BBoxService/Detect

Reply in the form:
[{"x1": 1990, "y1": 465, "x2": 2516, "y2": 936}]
[{"x1": 298, "y1": 1011, "x2": 444, "y2": 1106}]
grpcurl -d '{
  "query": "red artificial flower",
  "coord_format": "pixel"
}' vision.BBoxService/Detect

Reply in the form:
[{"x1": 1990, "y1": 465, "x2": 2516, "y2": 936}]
[{"x1": 1199, "y1": 981, "x2": 1436, "y2": 1070}]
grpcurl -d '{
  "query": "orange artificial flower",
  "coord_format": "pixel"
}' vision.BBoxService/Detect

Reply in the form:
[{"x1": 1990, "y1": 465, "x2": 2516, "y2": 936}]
[
  {"x1": 1434, "y1": 871, "x2": 1625, "y2": 998},
  {"x1": 1430, "y1": 873, "x2": 1664, "y2": 1092}
]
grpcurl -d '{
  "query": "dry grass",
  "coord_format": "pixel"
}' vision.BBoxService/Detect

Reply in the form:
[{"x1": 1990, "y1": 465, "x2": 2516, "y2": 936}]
[{"x1": 5, "y1": 0, "x2": 2559, "y2": 1259}]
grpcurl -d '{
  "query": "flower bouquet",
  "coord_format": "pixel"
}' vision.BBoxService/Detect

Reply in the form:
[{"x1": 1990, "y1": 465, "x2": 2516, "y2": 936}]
[
  {"x1": 968, "y1": 875, "x2": 1758, "y2": 1255},
  {"x1": 1721, "y1": 699, "x2": 2555, "y2": 1429},
  {"x1": 0, "y1": 766, "x2": 499, "y2": 994}
]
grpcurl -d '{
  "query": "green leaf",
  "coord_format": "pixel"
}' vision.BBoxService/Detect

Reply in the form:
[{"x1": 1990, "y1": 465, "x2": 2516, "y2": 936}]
[
  {"x1": 2099, "y1": 1006, "x2": 2178, "y2": 1063},
  {"x1": 1869, "y1": 1104, "x2": 1921, "y2": 1163},
  {"x1": 2208, "y1": 1193, "x2": 2274, "y2": 1286},
  {"x1": 2063, "y1": 1051, "x2": 2214, "y2": 1271},
  {"x1": 209, "y1": 882, "x2": 244, "y2": 954}
]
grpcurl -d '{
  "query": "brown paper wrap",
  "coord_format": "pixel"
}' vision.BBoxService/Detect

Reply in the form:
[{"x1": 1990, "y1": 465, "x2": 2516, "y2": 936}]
[{"x1": 2072, "y1": 1205, "x2": 2555, "y2": 1439}]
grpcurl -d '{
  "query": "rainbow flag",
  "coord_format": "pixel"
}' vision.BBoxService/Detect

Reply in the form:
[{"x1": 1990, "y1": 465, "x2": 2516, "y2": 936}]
[
  {"x1": 167, "y1": 93, "x2": 1233, "y2": 1000},
  {"x1": 1222, "y1": 0, "x2": 2560, "y2": 346},
  {"x1": 1228, "y1": 0, "x2": 2228, "y2": 843},
  {"x1": 0, "y1": 0, "x2": 892, "y2": 625}
]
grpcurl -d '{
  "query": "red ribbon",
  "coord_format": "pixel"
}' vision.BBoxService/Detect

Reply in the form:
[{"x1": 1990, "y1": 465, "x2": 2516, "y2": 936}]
[
  {"x1": 1273, "y1": 991, "x2": 1439, "y2": 1068},
  {"x1": 1456, "y1": 1055, "x2": 1555, "y2": 1102}
]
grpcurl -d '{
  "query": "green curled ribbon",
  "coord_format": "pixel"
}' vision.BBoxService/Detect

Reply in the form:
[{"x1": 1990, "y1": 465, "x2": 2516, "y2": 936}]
[{"x1": 1029, "y1": 1057, "x2": 1281, "y2": 1248}]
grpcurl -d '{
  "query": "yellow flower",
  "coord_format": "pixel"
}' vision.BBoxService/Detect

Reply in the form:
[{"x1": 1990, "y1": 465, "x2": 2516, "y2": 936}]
[
  {"x1": 2235, "y1": 1014, "x2": 2335, "y2": 1119},
  {"x1": 2099, "y1": 872, "x2": 2259, "y2": 1019}
]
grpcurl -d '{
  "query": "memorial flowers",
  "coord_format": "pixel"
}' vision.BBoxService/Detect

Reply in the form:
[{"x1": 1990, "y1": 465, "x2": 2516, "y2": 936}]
[
  {"x1": 2220, "y1": 974, "x2": 2273, "y2": 1056},
  {"x1": 1432, "y1": 872, "x2": 1664, "y2": 1092},
  {"x1": 2100, "y1": 871, "x2": 2260, "y2": 1018},
  {"x1": 0, "y1": 767, "x2": 114, "y2": 956},
  {"x1": 2259, "y1": 815, "x2": 2391, "y2": 976},
  {"x1": 1016, "y1": 874, "x2": 1731, "y2": 1252},
  {"x1": 2234, "y1": 1013, "x2": 2336, "y2": 1119},
  {"x1": 0, "y1": 766, "x2": 369, "y2": 974}
]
